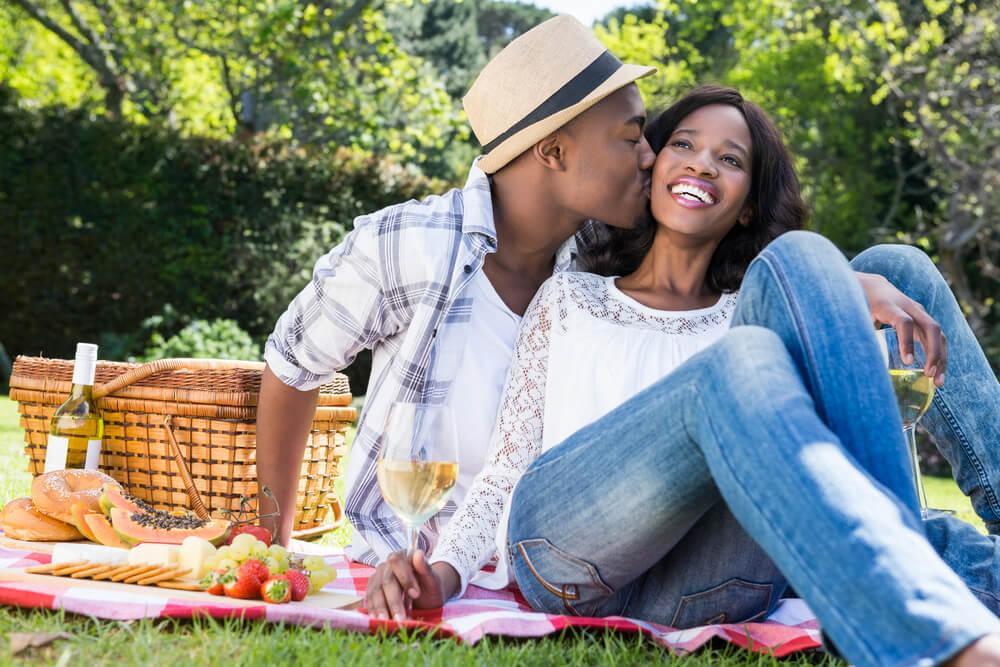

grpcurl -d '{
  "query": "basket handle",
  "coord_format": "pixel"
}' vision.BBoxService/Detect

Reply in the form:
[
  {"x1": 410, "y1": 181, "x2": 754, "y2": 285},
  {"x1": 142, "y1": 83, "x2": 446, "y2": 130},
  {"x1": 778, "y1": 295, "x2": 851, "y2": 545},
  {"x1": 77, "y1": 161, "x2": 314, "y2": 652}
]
[
  {"x1": 161, "y1": 416, "x2": 211, "y2": 520},
  {"x1": 93, "y1": 358, "x2": 264, "y2": 399}
]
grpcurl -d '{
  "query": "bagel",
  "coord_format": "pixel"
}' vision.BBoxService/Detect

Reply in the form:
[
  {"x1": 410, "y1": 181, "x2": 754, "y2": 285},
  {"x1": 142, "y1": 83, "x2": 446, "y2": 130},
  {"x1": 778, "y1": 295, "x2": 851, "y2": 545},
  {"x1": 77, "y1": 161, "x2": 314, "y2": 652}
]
[
  {"x1": 30, "y1": 469, "x2": 120, "y2": 524},
  {"x1": 0, "y1": 497, "x2": 84, "y2": 542}
]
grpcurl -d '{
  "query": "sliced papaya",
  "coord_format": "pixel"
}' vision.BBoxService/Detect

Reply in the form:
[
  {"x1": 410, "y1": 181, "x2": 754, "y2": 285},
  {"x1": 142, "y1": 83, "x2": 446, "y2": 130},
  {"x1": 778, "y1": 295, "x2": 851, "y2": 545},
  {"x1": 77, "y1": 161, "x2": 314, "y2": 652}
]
[
  {"x1": 109, "y1": 507, "x2": 230, "y2": 546},
  {"x1": 99, "y1": 483, "x2": 155, "y2": 517},
  {"x1": 83, "y1": 512, "x2": 131, "y2": 548},
  {"x1": 69, "y1": 502, "x2": 99, "y2": 542}
]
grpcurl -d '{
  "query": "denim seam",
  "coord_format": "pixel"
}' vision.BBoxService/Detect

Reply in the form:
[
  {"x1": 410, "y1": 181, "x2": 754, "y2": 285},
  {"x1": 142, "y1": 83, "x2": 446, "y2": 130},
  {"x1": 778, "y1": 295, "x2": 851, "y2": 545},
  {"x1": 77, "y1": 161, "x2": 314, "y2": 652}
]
[
  {"x1": 969, "y1": 585, "x2": 1000, "y2": 604},
  {"x1": 931, "y1": 387, "x2": 1000, "y2": 521},
  {"x1": 754, "y1": 250, "x2": 825, "y2": 421},
  {"x1": 689, "y1": 386, "x2": 882, "y2": 666}
]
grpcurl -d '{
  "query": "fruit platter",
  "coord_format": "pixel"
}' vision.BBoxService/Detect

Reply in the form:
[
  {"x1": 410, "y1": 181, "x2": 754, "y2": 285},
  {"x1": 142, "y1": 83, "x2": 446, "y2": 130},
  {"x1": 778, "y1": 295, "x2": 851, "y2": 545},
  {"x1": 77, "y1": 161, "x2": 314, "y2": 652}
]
[{"x1": 0, "y1": 469, "x2": 353, "y2": 609}]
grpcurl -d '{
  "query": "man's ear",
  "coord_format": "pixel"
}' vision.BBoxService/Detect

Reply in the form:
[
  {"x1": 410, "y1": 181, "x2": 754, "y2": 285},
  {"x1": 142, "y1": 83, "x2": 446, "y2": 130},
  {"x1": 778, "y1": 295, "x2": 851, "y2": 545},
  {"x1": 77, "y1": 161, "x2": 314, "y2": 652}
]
[{"x1": 532, "y1": 132, "x2": 568, "y2": 171}]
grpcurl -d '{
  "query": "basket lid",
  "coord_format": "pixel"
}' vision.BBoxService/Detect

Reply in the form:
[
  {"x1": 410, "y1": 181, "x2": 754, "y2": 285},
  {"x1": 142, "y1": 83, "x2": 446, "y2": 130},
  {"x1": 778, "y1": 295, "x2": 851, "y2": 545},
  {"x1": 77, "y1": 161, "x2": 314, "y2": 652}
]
[{"x1": 10, "y1": 356, "x2": 352, "y2": 408}]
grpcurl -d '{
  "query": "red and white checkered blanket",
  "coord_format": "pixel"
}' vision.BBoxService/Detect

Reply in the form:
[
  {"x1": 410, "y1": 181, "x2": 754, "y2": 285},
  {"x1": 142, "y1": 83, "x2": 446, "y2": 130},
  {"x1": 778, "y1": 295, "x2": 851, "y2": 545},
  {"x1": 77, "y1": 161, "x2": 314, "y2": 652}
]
[{"x1": 0, "y1": 543, "x2": 822, "y2": 657}]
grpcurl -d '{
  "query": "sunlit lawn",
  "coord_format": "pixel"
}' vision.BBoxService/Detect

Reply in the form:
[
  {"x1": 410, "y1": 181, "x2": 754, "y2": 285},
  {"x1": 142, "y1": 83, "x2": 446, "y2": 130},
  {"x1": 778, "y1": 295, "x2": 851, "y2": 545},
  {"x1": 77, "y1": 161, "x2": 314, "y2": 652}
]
[{"x1": 0, "y1": 395, "x2": 982, "y2": 665}]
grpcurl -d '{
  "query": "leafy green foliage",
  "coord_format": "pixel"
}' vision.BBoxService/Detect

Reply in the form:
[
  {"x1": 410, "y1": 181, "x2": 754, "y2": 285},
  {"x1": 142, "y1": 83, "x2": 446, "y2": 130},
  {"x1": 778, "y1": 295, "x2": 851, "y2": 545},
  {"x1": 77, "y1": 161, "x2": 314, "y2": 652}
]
[
  {"x1": 2, "y1": 2, "x2": 465, "y2": 173},
  {"x1": 140, "y1": 319, "x2": 260, "y2": 362},
  {"x1": 0, "y1": 84, "x2": 439, "y2": 383}
]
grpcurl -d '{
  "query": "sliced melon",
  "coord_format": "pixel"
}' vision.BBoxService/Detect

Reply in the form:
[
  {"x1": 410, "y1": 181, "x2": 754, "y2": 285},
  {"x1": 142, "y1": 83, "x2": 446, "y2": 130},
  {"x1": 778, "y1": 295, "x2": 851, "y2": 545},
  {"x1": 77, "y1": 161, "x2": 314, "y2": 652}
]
[
  {"x1": 83, "y1": 512, "x2": 131, "y2": 548},
  {"x1": 69, "y1": 502, "x2": 99, "y2": 542},
  {"x1": 109, "y1": 507, "x2": 230, "y2": 546}
]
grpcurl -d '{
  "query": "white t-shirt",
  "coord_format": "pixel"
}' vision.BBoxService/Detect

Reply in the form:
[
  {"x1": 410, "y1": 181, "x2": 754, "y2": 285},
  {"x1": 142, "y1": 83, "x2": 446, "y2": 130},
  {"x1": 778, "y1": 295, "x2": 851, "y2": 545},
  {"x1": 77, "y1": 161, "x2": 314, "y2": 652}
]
[
  {"x1": 442, "y1": 270, "x2": 521, "y2": 510},
  {"x1": 431, "y1": 272, "x2": 738, "y2": 593}
]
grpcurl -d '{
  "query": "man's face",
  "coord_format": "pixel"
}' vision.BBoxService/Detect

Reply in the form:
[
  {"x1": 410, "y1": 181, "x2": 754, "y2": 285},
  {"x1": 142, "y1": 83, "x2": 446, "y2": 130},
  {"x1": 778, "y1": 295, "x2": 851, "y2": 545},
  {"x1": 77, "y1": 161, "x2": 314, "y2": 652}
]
[{"x1": 557, "y1": 85, "x2": 656, "y2": 229}]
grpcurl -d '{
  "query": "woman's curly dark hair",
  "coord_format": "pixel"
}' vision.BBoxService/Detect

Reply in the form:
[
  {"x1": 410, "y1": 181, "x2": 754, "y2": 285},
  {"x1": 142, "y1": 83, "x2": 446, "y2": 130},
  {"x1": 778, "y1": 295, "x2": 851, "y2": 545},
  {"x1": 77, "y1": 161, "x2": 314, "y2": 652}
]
[{"x1": 579, "y1": 85, "x2": 808, "y2": 292}]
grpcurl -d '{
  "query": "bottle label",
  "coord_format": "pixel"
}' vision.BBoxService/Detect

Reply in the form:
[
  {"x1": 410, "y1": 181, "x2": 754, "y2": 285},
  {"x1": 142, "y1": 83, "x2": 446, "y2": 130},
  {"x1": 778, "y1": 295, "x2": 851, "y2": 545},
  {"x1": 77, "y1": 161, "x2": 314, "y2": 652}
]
[{"x1": 44, "y1": 436, "x2": 101, "y2": 472}]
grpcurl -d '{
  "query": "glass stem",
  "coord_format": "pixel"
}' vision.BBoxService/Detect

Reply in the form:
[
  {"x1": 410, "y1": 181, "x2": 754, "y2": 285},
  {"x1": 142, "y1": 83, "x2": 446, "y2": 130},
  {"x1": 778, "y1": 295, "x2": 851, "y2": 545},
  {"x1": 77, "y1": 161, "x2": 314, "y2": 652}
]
[
  {"x1": 905, "y1": 425, "x2": 928, "y2": 512},
  {"x1": 407, "y1": 522, "x2": 419, "y2": 556}
]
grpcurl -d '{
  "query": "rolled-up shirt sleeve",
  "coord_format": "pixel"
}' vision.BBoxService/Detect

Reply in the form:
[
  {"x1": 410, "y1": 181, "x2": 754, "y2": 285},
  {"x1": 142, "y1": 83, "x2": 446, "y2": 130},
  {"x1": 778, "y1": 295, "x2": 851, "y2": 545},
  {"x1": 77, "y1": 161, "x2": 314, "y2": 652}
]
[{"x1": 264, "y1": 217, "x2": 399, "y2": 391}]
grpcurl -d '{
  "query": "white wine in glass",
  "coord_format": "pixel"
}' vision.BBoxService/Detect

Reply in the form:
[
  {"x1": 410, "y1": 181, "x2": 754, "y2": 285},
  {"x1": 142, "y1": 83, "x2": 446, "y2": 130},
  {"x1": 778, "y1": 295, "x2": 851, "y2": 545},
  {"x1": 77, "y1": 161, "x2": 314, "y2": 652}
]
[
  {"x1": 376, "y1": 403, "x2": 459, "y2": 554},
  {"x1": 876, "y1": 328, "x2": 936, "y2": 511}
]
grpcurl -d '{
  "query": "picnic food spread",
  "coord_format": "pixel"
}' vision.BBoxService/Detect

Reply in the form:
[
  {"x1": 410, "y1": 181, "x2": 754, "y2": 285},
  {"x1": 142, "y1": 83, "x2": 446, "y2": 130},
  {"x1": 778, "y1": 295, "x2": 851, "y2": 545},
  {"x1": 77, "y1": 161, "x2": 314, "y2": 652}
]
[
  {"x1": 1, "y1": 348, "x2": 352, "y2": 608},
  {"x1": 1, "y1": 493, "x2": 338, "y2": 603}
]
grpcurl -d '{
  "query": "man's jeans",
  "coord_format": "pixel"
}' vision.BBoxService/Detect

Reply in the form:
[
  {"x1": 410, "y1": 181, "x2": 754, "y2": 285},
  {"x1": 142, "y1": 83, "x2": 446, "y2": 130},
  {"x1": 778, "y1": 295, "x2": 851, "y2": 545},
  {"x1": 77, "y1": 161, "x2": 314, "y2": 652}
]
[{"x1": 506, "y1": 231, "x2": 1000, "y2": 667}]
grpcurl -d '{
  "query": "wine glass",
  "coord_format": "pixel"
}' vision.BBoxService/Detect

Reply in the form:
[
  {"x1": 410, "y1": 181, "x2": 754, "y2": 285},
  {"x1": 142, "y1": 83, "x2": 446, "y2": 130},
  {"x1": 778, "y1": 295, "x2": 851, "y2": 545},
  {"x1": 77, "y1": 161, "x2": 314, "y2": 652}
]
[
  {"x1": 376, "y1": 403, "x2": 459, "y2": 555},
  {"x1": 875, "y1": 327, "x2": 936, "y2": 513}
]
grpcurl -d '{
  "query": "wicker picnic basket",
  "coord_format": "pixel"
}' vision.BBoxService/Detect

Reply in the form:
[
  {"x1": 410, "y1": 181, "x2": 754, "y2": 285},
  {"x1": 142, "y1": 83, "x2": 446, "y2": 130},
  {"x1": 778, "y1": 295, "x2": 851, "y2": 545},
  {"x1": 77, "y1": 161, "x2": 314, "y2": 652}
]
[{"x1": 8, "y1": 356, "x2": 357, "y2": 539}]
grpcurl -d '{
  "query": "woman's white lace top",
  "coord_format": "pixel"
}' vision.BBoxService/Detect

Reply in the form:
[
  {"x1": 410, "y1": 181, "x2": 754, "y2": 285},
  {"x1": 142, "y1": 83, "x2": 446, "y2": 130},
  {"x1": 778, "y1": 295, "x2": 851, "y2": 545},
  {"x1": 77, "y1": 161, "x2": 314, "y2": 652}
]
[{"x1": 429, "y1": 271, "x2": 738, "y2": 594}]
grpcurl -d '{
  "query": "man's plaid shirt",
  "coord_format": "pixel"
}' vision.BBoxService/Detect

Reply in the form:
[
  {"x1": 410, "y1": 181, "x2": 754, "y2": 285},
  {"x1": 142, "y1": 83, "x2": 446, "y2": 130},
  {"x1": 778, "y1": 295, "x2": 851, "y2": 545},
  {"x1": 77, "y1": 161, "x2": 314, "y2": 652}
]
[{"x1": 264, "y1": 163, "x2": 597, "y2": 565}]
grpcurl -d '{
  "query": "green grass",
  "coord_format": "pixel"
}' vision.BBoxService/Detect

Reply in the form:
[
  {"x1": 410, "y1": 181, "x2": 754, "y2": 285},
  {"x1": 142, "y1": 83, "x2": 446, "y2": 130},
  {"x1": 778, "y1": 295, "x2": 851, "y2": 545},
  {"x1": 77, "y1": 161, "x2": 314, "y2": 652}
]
[{"x1": 0, "y1": 395, "x2": 981, "y2": 665}]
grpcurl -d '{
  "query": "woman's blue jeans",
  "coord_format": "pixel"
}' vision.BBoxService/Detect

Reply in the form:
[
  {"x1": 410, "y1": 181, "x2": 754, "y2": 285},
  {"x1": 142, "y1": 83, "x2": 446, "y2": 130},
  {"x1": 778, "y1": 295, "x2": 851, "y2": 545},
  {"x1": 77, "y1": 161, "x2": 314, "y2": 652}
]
[{"x1": 507, "y1": 231, "x2": 1000, "y2": 667}]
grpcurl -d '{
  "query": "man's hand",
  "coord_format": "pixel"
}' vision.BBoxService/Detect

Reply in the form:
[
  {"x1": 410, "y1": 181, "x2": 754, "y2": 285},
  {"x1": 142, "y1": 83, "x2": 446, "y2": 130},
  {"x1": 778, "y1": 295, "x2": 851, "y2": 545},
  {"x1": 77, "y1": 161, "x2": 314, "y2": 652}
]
[
  {"x1": 364, "y1": 550, "x2": 460, "y2": 621},
  {"x1": 856, "y1": 271, "x2": 947, "y2": 387}
]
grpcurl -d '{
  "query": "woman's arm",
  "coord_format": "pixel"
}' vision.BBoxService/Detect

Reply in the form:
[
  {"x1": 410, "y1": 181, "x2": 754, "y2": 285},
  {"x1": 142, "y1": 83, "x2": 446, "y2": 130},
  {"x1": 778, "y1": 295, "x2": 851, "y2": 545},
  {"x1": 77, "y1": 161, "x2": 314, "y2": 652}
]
[
  {"x1": 428, "y1": 275, "x2": 565, "y2": 596},
  {"x1": 365, "y1": 275, "x2": 568, "y2": 619}
]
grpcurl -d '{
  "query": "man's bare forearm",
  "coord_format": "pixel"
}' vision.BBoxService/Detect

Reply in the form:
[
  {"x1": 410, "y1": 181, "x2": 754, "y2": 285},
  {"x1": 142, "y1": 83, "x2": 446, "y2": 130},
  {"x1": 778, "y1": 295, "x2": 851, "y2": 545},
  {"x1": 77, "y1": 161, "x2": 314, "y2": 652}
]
[{"x1": 256, "y1": 365, "x2": 319, "y2": 545}]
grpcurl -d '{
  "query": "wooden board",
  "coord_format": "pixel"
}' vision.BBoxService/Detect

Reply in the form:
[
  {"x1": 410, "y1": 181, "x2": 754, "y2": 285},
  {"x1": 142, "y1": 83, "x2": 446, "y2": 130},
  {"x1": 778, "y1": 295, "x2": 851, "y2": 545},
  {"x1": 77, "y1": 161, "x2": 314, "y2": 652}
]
[
  {"x1": 0, "y1": 568, "x2": 361, "y2": 610},
  {"x1": 0, "y1": 535, "x2": 340, "y2": 556},
  {"x1": 0, "y1": 535, "x2": 106, "y2": 553}
]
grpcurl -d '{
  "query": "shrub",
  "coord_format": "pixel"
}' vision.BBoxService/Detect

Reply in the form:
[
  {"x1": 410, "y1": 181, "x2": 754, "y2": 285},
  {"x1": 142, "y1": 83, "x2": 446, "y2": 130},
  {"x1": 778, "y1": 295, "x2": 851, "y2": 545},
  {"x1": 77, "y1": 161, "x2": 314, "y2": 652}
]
[
  {"x1": 0, "y1": 86, "x2": 444, "y2": 394},
  {"x1": 140, "y1": 319, "x2": 260, "y2": 362}
]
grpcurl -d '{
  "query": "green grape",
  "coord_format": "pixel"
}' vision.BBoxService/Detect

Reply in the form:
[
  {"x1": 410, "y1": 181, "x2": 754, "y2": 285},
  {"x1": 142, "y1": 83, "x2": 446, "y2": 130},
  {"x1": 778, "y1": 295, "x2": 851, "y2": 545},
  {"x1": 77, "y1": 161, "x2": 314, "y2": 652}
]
[
  {"x1": 303, "y1": 556, "x2": 325, "y2": 571},
  {"x1": 215, "y1": 546, "x2": 231, "y2": 559},
  {"x1": 229, "y1": 544, "x2": 251, "y2": 562},
  {"x1": 249, "y1": 542, "x2": 268, "y2": 559},
  {"x1": 231, "y1": 533, "x2": 258, "y2": 552},
  {"x1": 217, "y1": 558, "x2": 239, "y2": 571},
  {"x1": 267, "y1": 545, "x2": 287, "y2": 560},
  {"x1": 311, "y1": 570, "x2": 333, "y2": 587},
  {"x1": 263, "y1": 556, "x2": 287, "y2": 574}
]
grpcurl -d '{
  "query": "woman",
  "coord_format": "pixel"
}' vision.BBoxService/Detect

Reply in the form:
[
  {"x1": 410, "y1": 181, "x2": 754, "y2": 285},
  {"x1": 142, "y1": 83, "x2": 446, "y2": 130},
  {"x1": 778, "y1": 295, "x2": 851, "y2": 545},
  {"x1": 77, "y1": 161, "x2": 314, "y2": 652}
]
[{"x1": 368, "y1": 86, "x2": 1000, "y2": 666}]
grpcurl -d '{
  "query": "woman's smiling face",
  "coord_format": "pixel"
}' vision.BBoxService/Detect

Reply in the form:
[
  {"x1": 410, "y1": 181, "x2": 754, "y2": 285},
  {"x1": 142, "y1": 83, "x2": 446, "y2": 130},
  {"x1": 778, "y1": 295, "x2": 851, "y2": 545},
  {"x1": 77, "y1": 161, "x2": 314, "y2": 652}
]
[{"x1": 649, "y1": 103, "x2": 753, "y2": 243}]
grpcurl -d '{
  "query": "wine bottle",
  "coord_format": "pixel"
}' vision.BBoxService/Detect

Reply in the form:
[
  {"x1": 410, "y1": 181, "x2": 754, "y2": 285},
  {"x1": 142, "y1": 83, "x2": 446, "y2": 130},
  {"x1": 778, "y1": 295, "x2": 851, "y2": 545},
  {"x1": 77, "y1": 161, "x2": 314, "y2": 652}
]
[{"x1": 45, "y1": 343, "x2": 104, "y2": 471}]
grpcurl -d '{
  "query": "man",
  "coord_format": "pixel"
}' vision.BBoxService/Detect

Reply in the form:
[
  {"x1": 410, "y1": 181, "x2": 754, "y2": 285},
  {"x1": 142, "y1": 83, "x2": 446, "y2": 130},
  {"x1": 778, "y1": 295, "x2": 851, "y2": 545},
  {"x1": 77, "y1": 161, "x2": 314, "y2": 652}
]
[
  {"x1": 259, "y1": 16, "x2": 952, "y2": 573},
  {"x1": 258, "y1": 16, "x2": 656, "y2": 556}
]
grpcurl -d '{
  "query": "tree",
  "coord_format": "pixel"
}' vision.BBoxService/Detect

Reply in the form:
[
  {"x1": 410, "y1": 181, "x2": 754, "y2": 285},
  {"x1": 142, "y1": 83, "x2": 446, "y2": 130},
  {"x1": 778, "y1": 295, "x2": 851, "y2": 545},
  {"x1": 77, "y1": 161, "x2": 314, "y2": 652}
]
[
  {"x1": 389, "y1": 0, "x2": 485, "y2": 99},
  {"x1": 7, "y1": 0, "x2": 185, "y2": 120},
  {"x1": 824, "y1": 0, "x2": 999, "y2": 343},
  {"x1": 476, "y1": 0, "x2": 553, "y2": 57},
  {"x1": 4, "y1": 1, "x2": 465, "y2": 168}
]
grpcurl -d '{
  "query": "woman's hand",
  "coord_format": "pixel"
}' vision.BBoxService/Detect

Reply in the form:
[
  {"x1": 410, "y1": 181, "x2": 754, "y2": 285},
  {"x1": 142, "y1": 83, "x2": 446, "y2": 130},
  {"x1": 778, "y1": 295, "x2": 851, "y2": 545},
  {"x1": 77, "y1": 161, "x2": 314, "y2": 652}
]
[
  {"x1": 855, "y1": 271, "x2": 947, "y2": 387},
  {"x1": 364, "y1": 550, "x2": 460, "y2": 620}
]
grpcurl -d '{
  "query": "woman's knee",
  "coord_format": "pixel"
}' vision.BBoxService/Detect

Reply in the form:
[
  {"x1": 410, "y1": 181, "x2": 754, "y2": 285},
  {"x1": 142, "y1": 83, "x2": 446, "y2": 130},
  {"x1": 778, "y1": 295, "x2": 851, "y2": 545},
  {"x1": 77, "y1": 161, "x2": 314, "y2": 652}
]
[
  {"x1": 766, "y1": 230, "x2": 841, "y2": 261},
  {"x1": 850, "y1": 243, "x2": 938, "y2": 284},
  {"x1": 746, "y1": 230, "x2": 852, "y2": 290}
]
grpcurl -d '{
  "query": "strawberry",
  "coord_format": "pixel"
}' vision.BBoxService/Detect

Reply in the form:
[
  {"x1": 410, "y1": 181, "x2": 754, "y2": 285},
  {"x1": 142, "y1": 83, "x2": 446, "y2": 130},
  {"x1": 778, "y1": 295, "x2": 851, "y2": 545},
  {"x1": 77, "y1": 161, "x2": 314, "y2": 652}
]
[
  {"x1": 200, "y1": 567, "x2": 232, "y2": 596},
  {"x1": 226, "y1": 524, "x2": 272, "y2": 547},
  {"x1": 284, "y1": 569, "x2": 309, "y2": 602},
  {"x1": 260, "y1": 576, "x2": 291, "y2": 604},
  {"x1": 223, "y1": 559, "x2": 269, "y2": 600},
  {"x1": 239, "y1": 558, "x2": 270, "y2": 583}
]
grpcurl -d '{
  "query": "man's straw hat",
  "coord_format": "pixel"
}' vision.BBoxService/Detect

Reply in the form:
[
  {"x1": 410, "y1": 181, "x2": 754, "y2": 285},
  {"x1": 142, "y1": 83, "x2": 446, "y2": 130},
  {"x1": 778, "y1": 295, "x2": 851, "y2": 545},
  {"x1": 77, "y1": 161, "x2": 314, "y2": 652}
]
[{"x1": 464, "y1": 15, "x2": 656, "y2": 174}]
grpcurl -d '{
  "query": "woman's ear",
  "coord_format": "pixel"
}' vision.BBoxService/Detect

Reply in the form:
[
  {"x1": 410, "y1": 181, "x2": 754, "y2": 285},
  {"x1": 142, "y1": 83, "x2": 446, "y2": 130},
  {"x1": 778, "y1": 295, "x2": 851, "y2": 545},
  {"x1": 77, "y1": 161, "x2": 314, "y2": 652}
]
[{"x1": 738, "y1": 204, "x2": 754, "y2": 227}]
